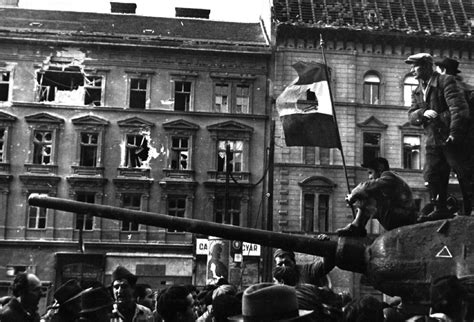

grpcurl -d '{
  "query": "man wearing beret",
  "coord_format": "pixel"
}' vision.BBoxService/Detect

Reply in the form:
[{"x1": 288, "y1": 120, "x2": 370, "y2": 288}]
[
  {"x1": 407, "y1": 53, "x2": 472, "y2": 221},
  {"x1": 110, "y1": 265, "x2": 154, "y2": 322}
]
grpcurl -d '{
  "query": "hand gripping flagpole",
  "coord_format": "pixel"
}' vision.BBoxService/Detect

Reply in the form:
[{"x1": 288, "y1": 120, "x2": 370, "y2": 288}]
[{"x1": 319, "y1": 34, "x2": 356, "y2": 218}]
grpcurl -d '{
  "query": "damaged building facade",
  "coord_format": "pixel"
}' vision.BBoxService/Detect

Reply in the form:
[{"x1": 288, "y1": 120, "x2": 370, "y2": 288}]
[
  {"x1": 0, "y1": 6, "x2": 271, "y2": 306},
  {"x1": 272, "y1": 0, "x2": 473, "y2": 298}
]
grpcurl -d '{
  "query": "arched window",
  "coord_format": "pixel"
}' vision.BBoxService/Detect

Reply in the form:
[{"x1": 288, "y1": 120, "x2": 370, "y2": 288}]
[
  {"x1": 363, "y1": 72, "x2": 380, "y2": 105},
  {"x1": 403, "y1": 75, "x2": 418, "y2": 107}
]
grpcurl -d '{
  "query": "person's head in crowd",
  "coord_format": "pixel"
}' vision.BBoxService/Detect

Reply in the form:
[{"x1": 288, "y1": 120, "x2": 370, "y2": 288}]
[
  {"x1": 228, "y1": 283, "x2": 313, "y2": 322},
  {"x1": 435, "y1": 57, "x2": 461, "y2": 76},
  {"x1": 111, "y1": 265, "x2": 138, "y2": 310},
  {"x1": 12, "y1": 272, "x2": 43, "y2": 314},
  {"x1": 156, "y1": 285, "x2": 196, "y2": 322},
  {"x1": 196, "y1": 284, "x2": 217, "y2": 316},
  {"x1": 212, "y1": 284, "x2": 237, "y2": 300},
  {"x1": 405, "y1": 53, "x2": 434, "y2": 82},
  {"x1": 212, "y1": 294, "x2": 241, "y2": 322},
  {"x1": 430, "y1": 275, "x2": 469, "y2": 321},
  {"x1": 134, "y1": 283, "x2": 155, "y2": 310},
  {"x1": 79, "y1": 286, "x2": 114, "y2": 322},
  {"x1": 272, "y1": 265, "x2": 299, "y2": 286},
  {"x1": 53, "y1": 279, "x2": 83, "y2": 317},
  {"x1": 361, "y1": 157, "x2": 390, "y2": 180},
  {"x1": 342, "y1": 295, "x2": 384, "y2": 322},
  {"x1": 273, "y1": 249, "x2": 296, "y2": 269}
]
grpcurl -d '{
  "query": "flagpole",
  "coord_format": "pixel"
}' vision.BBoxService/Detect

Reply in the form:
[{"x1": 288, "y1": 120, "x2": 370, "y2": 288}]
[{"x1": 319, "y1": 34, "x2": 355, "y2": 218}]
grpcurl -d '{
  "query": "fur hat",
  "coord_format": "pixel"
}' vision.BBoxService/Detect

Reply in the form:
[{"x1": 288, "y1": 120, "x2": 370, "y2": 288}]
[
  {"x1": 111, "y1": 266, "x2": 137, "y2": 286},
  {"x1": 435, "y1": 57, "x2": 461, "y2": 75},
  {"x1": 228, "y1": 283, "x2": 313, "y2": 321},
  {"x1": 53, "y1": 279, "x2": 83, "y2": 307},
  {"x1": 80, "y1": 286, "x2": 114, "y2": 314}
]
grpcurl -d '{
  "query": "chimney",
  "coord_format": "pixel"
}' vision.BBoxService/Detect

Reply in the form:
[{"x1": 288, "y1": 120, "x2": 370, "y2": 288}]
[
  {"x1": 175, "y1": 7, "x2": 210, "y2": 19},
  {"x1": 110, "y1": 2, "x2": 137, "y2": 14}
]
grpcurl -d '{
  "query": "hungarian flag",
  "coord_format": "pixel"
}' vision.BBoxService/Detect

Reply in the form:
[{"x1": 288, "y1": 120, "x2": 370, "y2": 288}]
[{"x1": 276, "y1": 61, "x2": 341, "y2": 148}]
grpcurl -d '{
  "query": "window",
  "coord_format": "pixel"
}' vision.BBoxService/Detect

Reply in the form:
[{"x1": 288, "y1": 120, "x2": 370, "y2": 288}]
[
  {"x1": 80, "y1": 132, "x2": 99, "y2": 167},
  {"x1": 125, "y1": 134, "x2": 149, "y2": 168},
  {"x1": 303, "y1": 147, "x2": 330, "y2": 165},
  {"x1": 84, "y1": 75, "x2": 103, "y2": 106},
  {"x1": 303, "y1": 193, "x2": 329, "y2": 232},
  {"x1": 121, "y1": 194, "x2": 140, "y2": 231},
  {"x1": 171, "y1": 137, "x2": 189, "y2": 170},
  {"x1": 0, "y1": 72, "x2": 10, "y2": 101},
  {"x1": 214, "y1": 82, "x2": 252, "y2": 114},
  {"x1": 129, "y1": 78, "x2": 148, "y2": 109},
  {"x1": 33, "y1": 130, "x2": 52, "y2": 165},
  {"x1": 28, "y1": 194, "x2": 47, "y2": 229},
  {"x1": 174, "y1": 81, "x2": 191, "y2": 111},
  {"x1": 403, "y1": 76, "x2": 418, "y2": 107},
  {"x1": 217, "y1": 140, "x2": 243, "y2": 172},
  {"x1": 363, "y1": 73, "x2": 380, "y2": 105},
  {"x1": 214, "y1": 84, "x2": 229, "y2": 113},
  {"x1": 0, "y1": 128, "x2": 5, "y2": 163},
  {"x1": 403, "y1": 135, "x2": 421, "y2": 170},
  {"x1": 215, "y1": 196, "x2": 240, "y2": 226},
  {"x1": 167, "y1": 196, "x2": 186, "y2": 232},
  {"x1": 75, "y1": 192, "x2": 94, "y2": 230},
  {"x1": 235, "y1": 84, "x2": 250, "y2": 113},
  {"x1": 363, "y1": 132, "x2": 381, "y2": 164}
]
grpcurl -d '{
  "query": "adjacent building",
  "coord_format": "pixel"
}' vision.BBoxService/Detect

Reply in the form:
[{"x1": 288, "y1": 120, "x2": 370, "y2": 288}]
[
  {"x1": 0, "y1": 5, "x2": 271, "y2": 308},
  {"x1": 271, "y1": 0, "x2": 473, "y2": 298}
]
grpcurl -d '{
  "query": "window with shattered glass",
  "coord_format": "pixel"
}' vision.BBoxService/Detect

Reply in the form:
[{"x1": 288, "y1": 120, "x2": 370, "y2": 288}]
[
  {"x1": 80, "y1": 132, "x2": 99, "y2": 167},
  {"x1": 0, "y1": 72, "x2": 10, "y2": 102},
  {"x1": 33, "y1": 130, "x2": 53, "y2": 165},
  {"x1": 125, "y1": 134, "x2": 149, "y2": 168},
  {"x1": 217, "y1": 140, "x2": 243, "y2": 172},
  {"x1": 170, "y1": 137, "x2": 189, "y2": 170},
  {"x1": 121, "y1": 193, "x2": 140, "y2": 231}
]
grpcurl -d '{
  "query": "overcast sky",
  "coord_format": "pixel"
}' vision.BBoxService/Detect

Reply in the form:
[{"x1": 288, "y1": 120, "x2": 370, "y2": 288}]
[{"x1": 18, "y1": 0, "x2": 271, "y2": 23}]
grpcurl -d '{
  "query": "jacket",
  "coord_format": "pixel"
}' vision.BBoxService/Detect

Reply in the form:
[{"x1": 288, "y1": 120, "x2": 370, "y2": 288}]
[
  {"x1": 408, "y1": 73, "x2": 470, "y2": 146},
  {"x1": 0, "y1": 297, "x2": 40, "y2": 322}
]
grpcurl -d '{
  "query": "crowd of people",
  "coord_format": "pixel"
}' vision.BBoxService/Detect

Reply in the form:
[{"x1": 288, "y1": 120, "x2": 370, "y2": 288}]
[{"x1": 0, "y1": 253, "x2": 471, "y2": 322}]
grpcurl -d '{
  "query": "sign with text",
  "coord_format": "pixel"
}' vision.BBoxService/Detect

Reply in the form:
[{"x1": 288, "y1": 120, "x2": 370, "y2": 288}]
[{"x1": 195, "y1": 238, "x2": 261, "y2": 257}]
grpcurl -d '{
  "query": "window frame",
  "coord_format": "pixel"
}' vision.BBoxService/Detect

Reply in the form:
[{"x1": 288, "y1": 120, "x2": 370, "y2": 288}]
[
  {"x1": 127, "y1": 74, "x2": 152, "y2": 110},
  {"x1": 27, "y1": 196, "x2": 48, "y2": 230},
  {"x1": 403, "y1": 75, "x2": 418, "y2": 107},
  {"x1": 0, "y1": 112, "x2": 16, "y2": 166},
  {"x1": 362, "y1": 132, "x2": 382, "y2": 164},
  {"x1": 363, "y1": 72, "x2": 381, "y2": 105},
  {"x1": 402, "y1": 134, "x2": 422, "y2": 170},
  {"x1": 210, "y1": 74, "x2": 255, "y2": 114},
  {"x1": 0, "y1": 70, "x2": 11, "y2": 103},
  {"x1": 217, "y1": 140, "x2": 243, "y2": 172},
  {"x1": 120, "y1": 193, "x2": 142, "y2": 232},
  {"x1": 167, "y1": 195, "x2": 186, "y2": 232},
  {"x1": 75, "y1": 191, "x2": 95, "y2": 231},
  {"x1": 214, "y1": 195, "x2": 241, "y2": 226},
  {"x1": 302, "y1": 192, "x2": 330, "y2": 233},
  {"x1": 83, "y1": 74, "x2": 106, "y2": 107}
]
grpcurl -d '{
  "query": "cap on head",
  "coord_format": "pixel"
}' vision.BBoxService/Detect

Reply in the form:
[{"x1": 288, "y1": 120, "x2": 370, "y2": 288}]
[
  {"x1": 54, "y1": 279, "x2": 83, "y2": 307},
  {"x1": 361, "y1": 157, "x2": 390, "y2": 172},
  {"x1": 405, "y1": 53, "x2": 433, "y2": 66},
  {"x1": 111, "y1": 266, "x2": 137, "y2": 286},
  {"x1": 435, "y1": 57, "x2": 461, "y2": 75},
  {"x1": 273, "y1": 249, "x2": 295, "y2": 262}
]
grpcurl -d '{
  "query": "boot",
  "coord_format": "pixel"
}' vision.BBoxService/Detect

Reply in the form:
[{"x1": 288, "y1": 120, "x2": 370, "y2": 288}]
[{"x1": 459, "y1": 179, "x2": 473, "y2": 216}]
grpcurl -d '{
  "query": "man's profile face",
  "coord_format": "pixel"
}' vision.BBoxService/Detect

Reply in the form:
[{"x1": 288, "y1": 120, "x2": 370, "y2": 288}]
[
  {"x1": 137, "y1": 287, "x2": 155, "y2": 310},
  {"x1": 113, "y1": 279, "x2": 134, "y2": 305},
  {"x1": 178, "y1": 293, "x2": 197, "y2": 322},
  {"x1": 410, "y1": 63, "x2": 432, "y2": 81},
  {"x1": 274, "y1": 255, "x2": 295, "y2": 269},
  {"x1": 22, "y1": 274, "x2": 42, "y2": 311},
  {"x1": 367, "y1": 168, "x2": 382, "y2": 180}
]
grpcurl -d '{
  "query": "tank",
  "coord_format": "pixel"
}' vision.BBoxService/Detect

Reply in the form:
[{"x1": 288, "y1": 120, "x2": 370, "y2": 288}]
[{"x1": 28, "y1": 194, "x2": 474, "y2": 304}]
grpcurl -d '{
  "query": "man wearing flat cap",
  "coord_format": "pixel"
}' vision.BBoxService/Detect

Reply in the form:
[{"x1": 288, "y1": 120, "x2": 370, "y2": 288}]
[
  {"x1": 110, "y1": 265, "x2": 154, "y2": 322},
  {"x1": 407, "y1": 53, "x2": 473, "y2": 221},
  {"x1": 336, "y1": 157, "x2": 416, "y2": 237}
]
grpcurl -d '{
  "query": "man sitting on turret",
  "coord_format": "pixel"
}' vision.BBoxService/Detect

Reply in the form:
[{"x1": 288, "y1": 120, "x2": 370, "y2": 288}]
[{"x1": 336, "y1": 157, "x2": 417, "y2": 237}]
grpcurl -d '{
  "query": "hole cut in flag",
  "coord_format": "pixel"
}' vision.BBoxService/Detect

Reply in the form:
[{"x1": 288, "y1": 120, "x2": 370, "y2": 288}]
[{"x1": 276, "y1": 61, "x2": 341, "y2": 148}]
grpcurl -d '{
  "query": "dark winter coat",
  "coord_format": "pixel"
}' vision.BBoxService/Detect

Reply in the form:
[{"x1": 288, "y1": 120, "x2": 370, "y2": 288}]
[
  {"x1": 408, "y1": 72, "x2": 470, "y2": 146},
  {"x1": 0, "y1": 297, "x2": 40, "y2": 322}
]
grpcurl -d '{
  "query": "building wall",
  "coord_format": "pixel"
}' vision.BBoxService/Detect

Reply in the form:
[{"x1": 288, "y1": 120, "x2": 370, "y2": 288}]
[
  {"x1": 0, "y1": 26, "x2": 270, "y2": 291},
  {"x1": 272, "y1": 31, "x2": 474, "y2": 295}
]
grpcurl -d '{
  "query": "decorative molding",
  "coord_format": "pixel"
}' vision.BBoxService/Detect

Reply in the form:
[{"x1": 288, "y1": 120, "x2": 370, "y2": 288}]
[
  {"x1": 162, "y1": 119, "x2": 199, "y2": 132},
  {"x1": 66, "y1": 177, "x2": 108, "y2": 189},
  {"x1": 117, "y1": 117, "x2": 155, "y2": 129},
  {"x1": 71, "y1": 115, "x2": 109, "y2": 127},
  {"x1": 112, "y1": 178, "x2": 153, "y2": 192},
  {"x1": 356, "y1": 116, "x2": 388, "y2": 129},
  {"x1": 25, "y1": 112, "x2": 64, "y2": 125}
]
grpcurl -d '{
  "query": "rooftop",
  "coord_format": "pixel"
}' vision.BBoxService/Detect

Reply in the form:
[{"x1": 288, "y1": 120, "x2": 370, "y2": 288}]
[{"x1": 273, "y1": 0, "x2": 473, "y2": 38}]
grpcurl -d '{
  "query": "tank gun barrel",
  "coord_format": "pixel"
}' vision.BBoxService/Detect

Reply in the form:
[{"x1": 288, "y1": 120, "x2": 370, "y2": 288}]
[{"x1": 28, "y1": 194, "x2": 338, "y2": 258}]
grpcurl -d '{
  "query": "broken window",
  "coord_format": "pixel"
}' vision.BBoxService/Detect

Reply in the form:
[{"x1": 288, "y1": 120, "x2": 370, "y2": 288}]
[
  {"x1": 0, "y1": 128, "x2": 5, "y2": 163},
  {"x1": 28, "y1": 193, "x2": 47, "y2": 229},
  {"x1": 174, "y1": 81, "x2": 191, "y2": 111},
  {"x1": 33, "y1": 130, "x2": 52, "y2": 165},
  {"x1": 36, "y1": 66, "x2": 103, "y2": 106},
  {"x1": 75, "y1": 192, "x2": 94, "y2": 230},
  {"x1": 121, "y1": 194, "x2": 140, "y2": 231},
  {"x1": 217, "y1": 140, "x2": 243, "y2": 172},
  {"x1": 125, "y1": 134, "x2": 149, "y2": 168},
  {"x1": 80, "y1": 132, "x2": 99, "y2": 167},
  {"x1": 214, "y1": 83, "x2": 229, "y2": 112},
  {"x1": 0, "y1": 72, "x2": 10, "y2": 101},
  {"x1": 84, "y1": 76, "x2": 103, "y2": 106},
  {"x1": 129, "y1": 78, "x2": 147, "y2": 109},
  {"x1": 170, "y1": 137, "x2": 188, "y2": 170}
]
